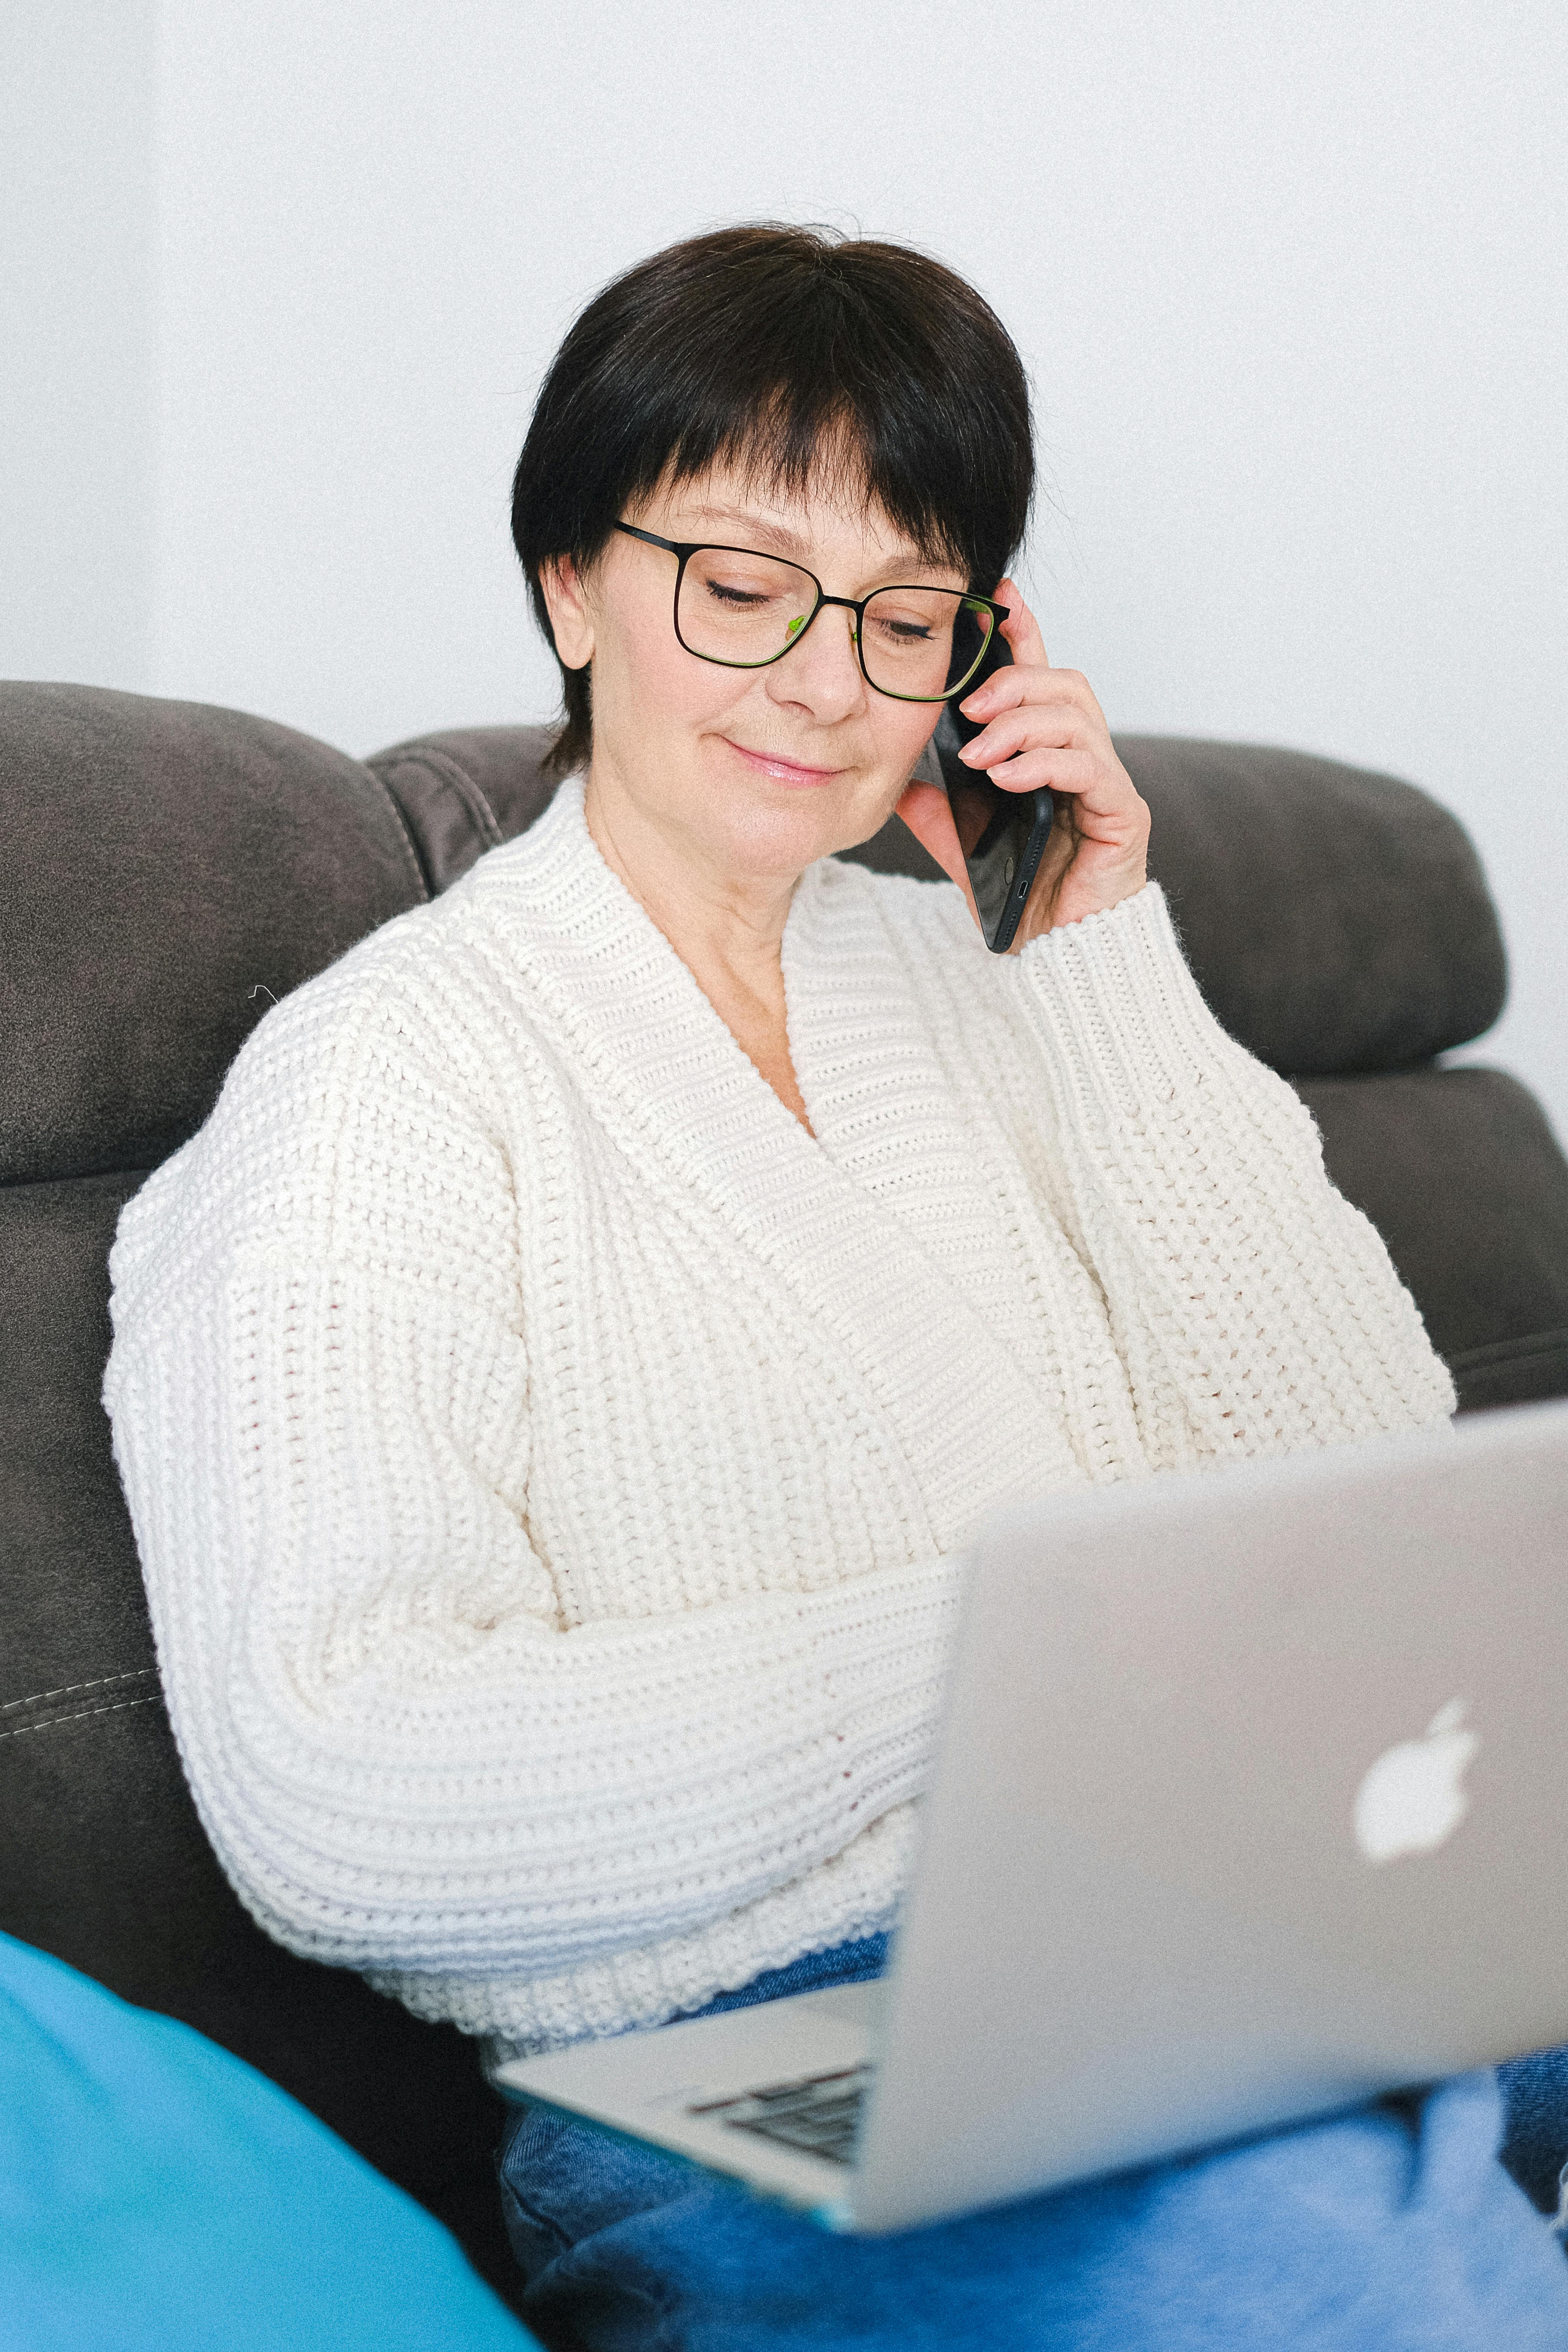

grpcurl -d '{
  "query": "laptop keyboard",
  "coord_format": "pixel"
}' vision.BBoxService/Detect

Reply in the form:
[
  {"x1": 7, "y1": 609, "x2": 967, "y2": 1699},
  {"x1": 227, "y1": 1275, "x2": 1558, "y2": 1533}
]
[{"x1": 688, "y1": 2062, "x2": 873, "y2": 2165}]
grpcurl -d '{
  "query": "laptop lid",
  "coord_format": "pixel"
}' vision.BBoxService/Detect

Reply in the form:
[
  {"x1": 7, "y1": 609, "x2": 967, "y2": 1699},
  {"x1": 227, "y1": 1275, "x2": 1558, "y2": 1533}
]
[{"x1": 851, "y1": 1402, "x2": 1568, "y2": 2231}]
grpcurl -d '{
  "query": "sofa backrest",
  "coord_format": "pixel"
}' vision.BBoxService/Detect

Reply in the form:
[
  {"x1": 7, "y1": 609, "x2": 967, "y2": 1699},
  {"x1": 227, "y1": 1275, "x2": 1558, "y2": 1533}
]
[{"x1": 0, "y1": 684, "x2": 518, "y2": 2302}]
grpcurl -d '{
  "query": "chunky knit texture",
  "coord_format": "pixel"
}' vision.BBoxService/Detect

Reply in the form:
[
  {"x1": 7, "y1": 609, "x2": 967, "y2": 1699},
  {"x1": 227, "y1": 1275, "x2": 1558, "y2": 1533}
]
[{"x1": 104, "y1": 777, "x2": 1455, "y2": 2060}]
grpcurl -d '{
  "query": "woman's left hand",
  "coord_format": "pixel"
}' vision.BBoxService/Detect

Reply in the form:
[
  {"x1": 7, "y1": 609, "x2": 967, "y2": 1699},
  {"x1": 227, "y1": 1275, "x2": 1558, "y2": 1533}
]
[{"x1": 894, "y1": 582, "x2": 1150, "y2": 950}]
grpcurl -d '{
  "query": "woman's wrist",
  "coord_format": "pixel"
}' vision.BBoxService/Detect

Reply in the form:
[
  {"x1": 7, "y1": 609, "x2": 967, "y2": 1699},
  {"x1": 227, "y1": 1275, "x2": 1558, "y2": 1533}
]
[
  {"x1": 1008, "y1": 880, "x2": 1234, "y2": 1122},
  {"x1": 1010, "y1": 864, "x2": 1148, "y2": 950}
]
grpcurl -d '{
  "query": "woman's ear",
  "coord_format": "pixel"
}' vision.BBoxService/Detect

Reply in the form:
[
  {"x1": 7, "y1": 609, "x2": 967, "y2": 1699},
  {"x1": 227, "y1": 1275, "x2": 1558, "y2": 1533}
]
[{"x1": 539, "y1": 554, "x2": 594, "y2": 670}]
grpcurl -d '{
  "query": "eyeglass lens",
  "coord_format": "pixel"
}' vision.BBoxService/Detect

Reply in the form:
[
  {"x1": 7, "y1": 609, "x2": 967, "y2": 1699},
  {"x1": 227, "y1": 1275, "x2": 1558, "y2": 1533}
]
[{"x1": 676, "y1": 548, "x2": 994, "y2": 701}]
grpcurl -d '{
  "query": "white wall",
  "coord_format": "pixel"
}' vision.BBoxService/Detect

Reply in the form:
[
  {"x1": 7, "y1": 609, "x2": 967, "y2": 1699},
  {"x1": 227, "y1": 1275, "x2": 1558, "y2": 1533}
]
[
  {"x1": 7, "y1": 1, "x2": 1566, "y2": 1132},
  {"x1": 1, "y1": 0, "x2": 155, "y2": 689}
]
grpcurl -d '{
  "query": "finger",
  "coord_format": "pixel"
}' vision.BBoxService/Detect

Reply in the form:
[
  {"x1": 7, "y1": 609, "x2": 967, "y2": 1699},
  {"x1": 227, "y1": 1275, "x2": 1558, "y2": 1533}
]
[
  {"x1": 958, "y1": 700, "x2": 1093, "y2": 767},
  {"x1": 975, "y1": 745, "x2": 1102, "y2": 799},
  {"x1": 984, "y1": 752, "x2": 1147, "y2": 846},
  {"x1": 959, "y1": 666, "x2": 1105, "y2": 733},
  {"x1": 962, "y1": 645, "x2": 1108, "y2": 733},
  {"x1": 993, "y1": 577, "x2": 1049, "y2": 669}
]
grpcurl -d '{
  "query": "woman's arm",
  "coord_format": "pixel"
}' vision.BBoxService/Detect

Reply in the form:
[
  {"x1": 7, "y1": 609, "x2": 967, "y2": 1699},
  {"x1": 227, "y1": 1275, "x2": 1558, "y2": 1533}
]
[
  {"x1": 109, "y1": 1258, "x2": 955, "y2": 1984},
  {"x1": 1006, "y1": 883, "x2": 1455, "y2": 1465},
  {"x1": 104, "y1": 968, "x2": 956, "y2": 1992},
  {"x1": 897, "y1": 583, "x2": 1452, "y2": 1460}
]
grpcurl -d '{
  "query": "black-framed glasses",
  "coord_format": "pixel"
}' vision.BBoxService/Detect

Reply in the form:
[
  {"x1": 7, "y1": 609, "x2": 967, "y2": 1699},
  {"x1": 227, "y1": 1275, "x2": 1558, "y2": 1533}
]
[{"x1": 615, "y1": 522, "x2": 1008, "y2": 704}]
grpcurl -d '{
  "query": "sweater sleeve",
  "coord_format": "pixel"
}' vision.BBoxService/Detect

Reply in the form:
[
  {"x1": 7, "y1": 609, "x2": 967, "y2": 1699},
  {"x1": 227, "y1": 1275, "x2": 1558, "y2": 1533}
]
[
  {"x1": 103, "y1": 967, "x2": 957, "y2": 1992},
  {"x1": 1005, "y1": 884, "x2": 1456, "y2": 1469}
]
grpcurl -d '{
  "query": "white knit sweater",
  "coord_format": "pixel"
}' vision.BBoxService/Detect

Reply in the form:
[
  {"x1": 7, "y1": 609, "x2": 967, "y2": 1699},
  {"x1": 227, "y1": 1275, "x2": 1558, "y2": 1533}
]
[{"x1": 104, "y1": 775, "x2": 1454, "y2": 2060}]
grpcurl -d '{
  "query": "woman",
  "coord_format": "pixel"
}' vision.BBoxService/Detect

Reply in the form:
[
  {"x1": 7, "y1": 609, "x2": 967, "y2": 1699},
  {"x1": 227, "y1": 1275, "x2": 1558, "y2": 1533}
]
[{"x1": 105, "y1": 227, "x2": 1567, "y2": 2345}]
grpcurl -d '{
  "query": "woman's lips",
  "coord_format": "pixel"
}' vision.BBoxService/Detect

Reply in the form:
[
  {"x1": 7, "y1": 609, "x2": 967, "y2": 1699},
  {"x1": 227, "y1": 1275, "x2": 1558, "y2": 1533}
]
[{"x1": 723, "y1": 738, "x2": 842, "y2": 787}]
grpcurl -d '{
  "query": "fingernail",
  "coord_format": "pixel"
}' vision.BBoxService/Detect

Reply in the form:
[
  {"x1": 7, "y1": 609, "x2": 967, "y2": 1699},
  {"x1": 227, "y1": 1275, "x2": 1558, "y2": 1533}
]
[{"x1": 958, "y1": 741, "x2": 982, "y2": 763}]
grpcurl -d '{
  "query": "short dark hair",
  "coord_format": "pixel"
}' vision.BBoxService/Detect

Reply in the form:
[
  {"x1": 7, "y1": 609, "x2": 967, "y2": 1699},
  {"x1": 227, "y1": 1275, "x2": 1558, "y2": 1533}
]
[{"x1": 511, "y1": 225, "x2": 1034, "y2": 777}]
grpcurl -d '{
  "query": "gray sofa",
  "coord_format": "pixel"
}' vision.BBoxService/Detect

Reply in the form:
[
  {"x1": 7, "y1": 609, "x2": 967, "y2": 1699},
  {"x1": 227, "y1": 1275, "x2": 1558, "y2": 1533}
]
[{"x1": 5, "y1": 680, "x2": 1568, "y2": 2305}]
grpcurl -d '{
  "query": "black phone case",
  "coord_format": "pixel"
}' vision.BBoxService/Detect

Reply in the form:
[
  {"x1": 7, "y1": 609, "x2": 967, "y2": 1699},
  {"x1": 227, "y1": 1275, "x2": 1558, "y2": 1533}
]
[{"x1": 939, "y1": 630, "x2": 1055, "y2": 954}]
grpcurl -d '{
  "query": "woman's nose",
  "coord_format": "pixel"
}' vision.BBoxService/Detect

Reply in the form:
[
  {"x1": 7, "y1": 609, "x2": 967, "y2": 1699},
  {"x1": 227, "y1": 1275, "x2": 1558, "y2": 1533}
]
[{"x1": 765, "y1": 603, "x2": 866, "y2": 719}]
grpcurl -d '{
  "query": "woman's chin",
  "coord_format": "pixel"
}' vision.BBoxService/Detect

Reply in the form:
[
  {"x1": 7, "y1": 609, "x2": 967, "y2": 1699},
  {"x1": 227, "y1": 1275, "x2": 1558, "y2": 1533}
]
[{"x1": 715, "y1": 789, "x2": 881, "y2": 880}]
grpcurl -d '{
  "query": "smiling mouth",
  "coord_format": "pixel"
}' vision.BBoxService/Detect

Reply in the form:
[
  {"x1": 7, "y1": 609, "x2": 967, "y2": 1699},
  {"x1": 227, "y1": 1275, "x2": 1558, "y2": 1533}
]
[{"x1": 723, "y1": 738, "x2": 842, "y2": 787}]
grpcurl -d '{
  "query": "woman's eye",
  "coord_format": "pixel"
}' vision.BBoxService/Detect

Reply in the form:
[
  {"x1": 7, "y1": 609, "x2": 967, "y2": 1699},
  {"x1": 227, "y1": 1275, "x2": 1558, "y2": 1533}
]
[{"x1": 705, "y1": 580, "x2": 772, "y2": 608}]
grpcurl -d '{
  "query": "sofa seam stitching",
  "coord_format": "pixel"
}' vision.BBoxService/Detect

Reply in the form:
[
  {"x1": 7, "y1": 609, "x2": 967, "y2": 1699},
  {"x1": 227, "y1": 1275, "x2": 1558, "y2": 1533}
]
[
  {"x1": 0, "y1": 1695, "x2": 162, "y2": 1741},
  {"x1": 2, "y1": 1666, "x2": 157, "y2": 1715},
  {"x1": 0, "y1": 1165, "x2": 156, "y2": 1198},
  {"x1": 1448, "y1": 1330, "x2": 1568, "y2": 1370}
]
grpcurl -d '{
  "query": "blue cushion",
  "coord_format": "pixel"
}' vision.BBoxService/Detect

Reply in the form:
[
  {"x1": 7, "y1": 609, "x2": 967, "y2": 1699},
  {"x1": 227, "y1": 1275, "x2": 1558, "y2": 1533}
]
[{"x1": 0, "y1": 1933, "x2": 536, "y2": 2351}]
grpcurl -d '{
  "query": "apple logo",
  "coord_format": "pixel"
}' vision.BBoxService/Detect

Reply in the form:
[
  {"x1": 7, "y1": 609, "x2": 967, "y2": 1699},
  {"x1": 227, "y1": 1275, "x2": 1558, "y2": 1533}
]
[{"x1": 1353, "y1": 1699, "x2": 1480, "y2": 1865}]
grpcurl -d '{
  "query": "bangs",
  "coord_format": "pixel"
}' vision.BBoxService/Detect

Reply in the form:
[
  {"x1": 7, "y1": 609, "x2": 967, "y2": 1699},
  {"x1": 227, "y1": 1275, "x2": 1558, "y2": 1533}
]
[{"x1": 660, "y1": 394, "x2": 964, "y2": 573}]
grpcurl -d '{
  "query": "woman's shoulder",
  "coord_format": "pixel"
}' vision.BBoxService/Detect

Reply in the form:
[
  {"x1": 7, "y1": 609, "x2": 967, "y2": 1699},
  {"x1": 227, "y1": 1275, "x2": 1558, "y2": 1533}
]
[
  {"x1": 201, "y1": 884, "x2": 509, "y2": 1127},
  {"x1": 214, "y1": 784, "x2": 593, "y2": 1096},
  {"x1": 105, "y1": 849, "x2": 558, "y2": 1328}
]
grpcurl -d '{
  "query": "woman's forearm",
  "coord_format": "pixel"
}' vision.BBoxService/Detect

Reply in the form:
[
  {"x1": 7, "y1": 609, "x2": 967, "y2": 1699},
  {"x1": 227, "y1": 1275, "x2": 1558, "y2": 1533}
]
[
  {"x1": 1009, "y1": 884, "x2": 1455, "y2": 1464},
  {"x1": 107, "y1": 1261, "x2": 957, "y2": 1981}
]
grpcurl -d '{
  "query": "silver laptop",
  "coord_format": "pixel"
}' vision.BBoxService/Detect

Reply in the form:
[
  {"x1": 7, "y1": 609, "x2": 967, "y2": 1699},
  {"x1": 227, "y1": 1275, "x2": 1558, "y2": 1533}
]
[{"x1": 496, "y1": 1400, "x2": 1568, "y2": 2234}]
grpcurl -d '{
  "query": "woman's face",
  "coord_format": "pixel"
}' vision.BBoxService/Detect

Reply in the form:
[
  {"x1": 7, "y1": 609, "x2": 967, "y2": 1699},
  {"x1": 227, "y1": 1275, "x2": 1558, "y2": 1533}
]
[{"x1": 543, "y1": 461, "x2": 966, "y2": 884}]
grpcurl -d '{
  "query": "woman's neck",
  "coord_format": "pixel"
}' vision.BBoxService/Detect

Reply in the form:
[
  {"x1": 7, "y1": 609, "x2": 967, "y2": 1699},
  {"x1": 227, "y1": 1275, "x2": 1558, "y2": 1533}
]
[{"x1": 582, "y1": 765, "x2": 815, "y2": 1135}]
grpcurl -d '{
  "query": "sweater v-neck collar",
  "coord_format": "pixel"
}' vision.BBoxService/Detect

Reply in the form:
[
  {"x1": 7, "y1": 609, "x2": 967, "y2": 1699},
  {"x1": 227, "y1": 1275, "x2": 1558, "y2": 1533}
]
[{"x1": 481, "y1": 777, "x2": 1047, "y2": 1551}]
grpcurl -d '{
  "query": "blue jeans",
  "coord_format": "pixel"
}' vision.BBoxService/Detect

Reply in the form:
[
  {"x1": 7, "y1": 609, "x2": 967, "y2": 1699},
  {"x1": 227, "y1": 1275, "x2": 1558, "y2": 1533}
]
[{"x1": 499, "y1": 1937, "x2": 1568, "y2": 2350}]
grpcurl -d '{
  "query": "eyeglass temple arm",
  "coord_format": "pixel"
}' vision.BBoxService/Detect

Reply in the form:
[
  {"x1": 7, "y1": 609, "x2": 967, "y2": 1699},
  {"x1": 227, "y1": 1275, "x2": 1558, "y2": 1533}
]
[{"x1": 614, "y1": 522, "x2": 694, "y2": 557}]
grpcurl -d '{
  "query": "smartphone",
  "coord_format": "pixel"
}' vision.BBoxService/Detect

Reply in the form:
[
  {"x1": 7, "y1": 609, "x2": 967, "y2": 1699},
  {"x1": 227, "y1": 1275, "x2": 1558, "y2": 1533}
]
[{"x1": 940, "y1": 620, "x2": 1055, "y2": 954}]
